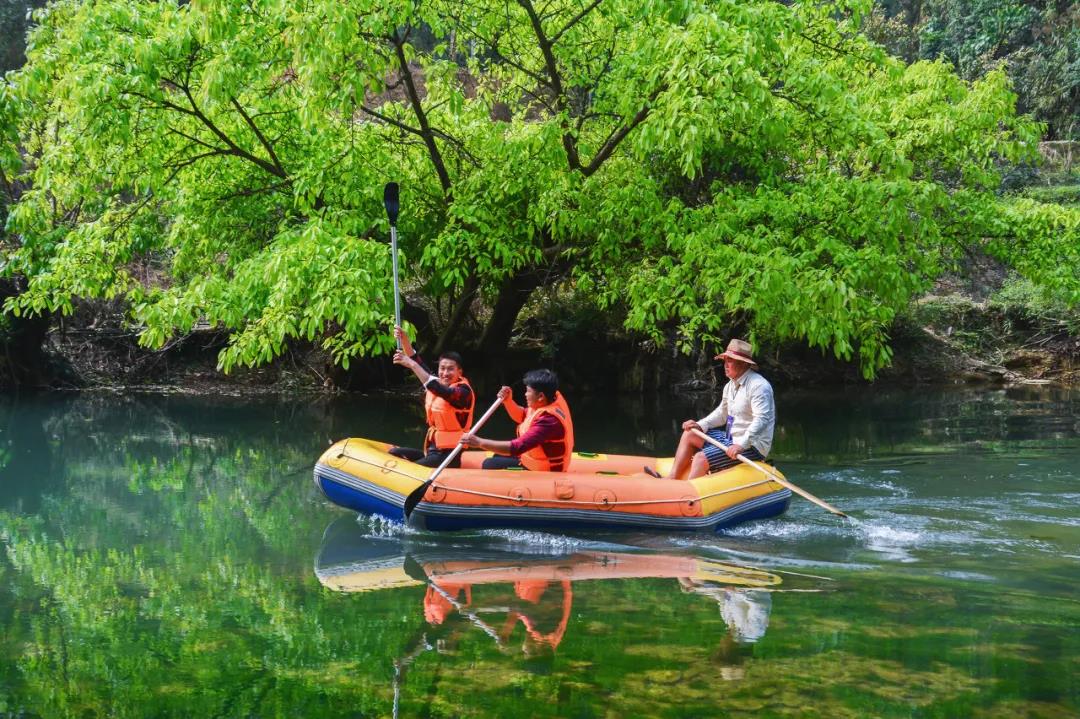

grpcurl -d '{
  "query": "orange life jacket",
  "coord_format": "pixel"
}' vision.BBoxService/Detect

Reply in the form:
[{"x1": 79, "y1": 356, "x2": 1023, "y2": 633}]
[
  {"x1": 517, "y1": 391, "x2": 574, "y2": 472},
  {"x1": 424, "y1": 377, "x2": 475, "y2": 452}
]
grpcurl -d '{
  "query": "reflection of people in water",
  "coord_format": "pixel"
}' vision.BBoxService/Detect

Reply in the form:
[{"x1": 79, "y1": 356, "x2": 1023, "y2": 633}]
[
  {"x1": 423, "y1": 583, "x2": 471, "y2": 625},
  {"x1": 423, "y1": 574, "x2": 771, "y2": 661},
  {"x1": 678, "y1": 578, "x2": 773, "y2": 681},
  {"x1": 422, "y1": 578, "x2": 573, "y2": 655},
  {"x1": 499, "y1": 580, "x2": 573, "y2": 656},
  {"x1": 678, "y1": 578, "x2": 771, "y2": 643}
]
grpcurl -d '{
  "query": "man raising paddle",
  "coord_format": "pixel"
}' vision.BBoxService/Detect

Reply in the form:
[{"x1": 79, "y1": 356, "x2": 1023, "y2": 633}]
[
  {"x1": 659, "y1": 339, "x2": 775, "y2": 480},
  {"x1": 389, "y1": 326, "x2": 475, "y2": 469}
]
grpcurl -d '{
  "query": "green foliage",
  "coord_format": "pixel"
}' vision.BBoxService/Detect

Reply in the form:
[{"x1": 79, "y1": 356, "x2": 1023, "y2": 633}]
[
  {"x1": 1, "y1": 0, "x2": 1077, "y2": 379},
  {"x1": 1018, "y1": 181, "x2": 1080, "y2": 208},
  {"x1": 868, "y1": 0, "x2": 1079, "y2": 142},
  {"x1": 990, "y1": 274, "x2": 1080, "y2": 335},
  {"x1": 0, "y1": 78, "x2": 20, "y2": 232}
]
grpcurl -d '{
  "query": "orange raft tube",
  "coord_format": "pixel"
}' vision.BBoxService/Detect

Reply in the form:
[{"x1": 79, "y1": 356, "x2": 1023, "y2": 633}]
[{"x1": 314, "y1": 438, "x2": 792, "y2": 532}]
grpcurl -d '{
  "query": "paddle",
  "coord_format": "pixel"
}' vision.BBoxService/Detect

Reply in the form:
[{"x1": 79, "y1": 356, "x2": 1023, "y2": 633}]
[
  {"x1": 384, "y1": 182, "x2": 402, "y2": 349},
  {"x1": 402, "y1": 395, "x2": 504, "y2": 517},
  {"x1": 690, "y1": 427, "x2": 848, "y2": 518}
]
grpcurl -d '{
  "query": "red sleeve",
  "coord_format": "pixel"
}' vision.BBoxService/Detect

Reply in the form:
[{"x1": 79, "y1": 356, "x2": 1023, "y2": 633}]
[
  {"x1": 424, "y1": 379, "x2": 473, "y2": 410},
  {"x1": 509, "y1": 414, "x2": 563, "y2": 455}
]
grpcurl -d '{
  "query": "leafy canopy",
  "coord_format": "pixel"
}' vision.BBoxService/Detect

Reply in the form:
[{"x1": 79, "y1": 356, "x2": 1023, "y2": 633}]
[{"x1": 2, "y1": 0, "x2": 1077, "y2": 377}]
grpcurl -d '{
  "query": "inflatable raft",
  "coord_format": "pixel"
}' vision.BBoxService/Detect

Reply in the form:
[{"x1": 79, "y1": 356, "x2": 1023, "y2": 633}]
[{"x1": 314, "y1": 437, "x2": 792, "y2": 532}]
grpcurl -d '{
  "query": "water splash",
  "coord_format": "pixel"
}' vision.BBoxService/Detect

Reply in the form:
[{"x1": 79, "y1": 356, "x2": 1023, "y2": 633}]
[{"x1": 357, "y1": 514, "x2": 409, "y2": 537}]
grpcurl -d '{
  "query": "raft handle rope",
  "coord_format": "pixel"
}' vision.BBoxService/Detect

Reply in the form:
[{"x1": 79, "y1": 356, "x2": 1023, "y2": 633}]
[
  {"x1": 431, "y1": 478, "x2": 778, "y2": 507},
  {"x1": 326, "y1": 453, "x2": 782, "y2": 508}
]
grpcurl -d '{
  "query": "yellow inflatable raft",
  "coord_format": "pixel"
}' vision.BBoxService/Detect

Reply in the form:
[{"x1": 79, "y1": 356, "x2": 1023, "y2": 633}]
[{"x1": 313, "y1": 438, "x2": 792, "y2": 532}]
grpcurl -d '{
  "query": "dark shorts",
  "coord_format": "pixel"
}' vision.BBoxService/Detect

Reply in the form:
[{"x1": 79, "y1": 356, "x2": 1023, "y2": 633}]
[
  {"x1": 387, "y1": 446, "x2": 461, "y2": 469},
  {"x1": 481, "y1": 455, "x2": 524, "y2": 470},
  {"x1": 700, "y1": 429, "x2": 764, "y2": 473}
]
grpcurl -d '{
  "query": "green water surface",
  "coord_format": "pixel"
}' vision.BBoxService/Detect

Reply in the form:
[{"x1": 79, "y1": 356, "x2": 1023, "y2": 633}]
[{"x1": 0, "y1": 387, "x2": 1077, "y2": 718}]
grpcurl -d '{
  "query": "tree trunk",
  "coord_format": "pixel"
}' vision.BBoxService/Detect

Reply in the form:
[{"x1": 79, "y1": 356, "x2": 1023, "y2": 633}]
[
  {"x1": 476, "y1": 267, "x2": 547, "y2": 358},
  {"x1": 433, "y1": 273, "x2": 479, "y2": 357},
  {"x1": 0, "y1": 276, "x2": 53, "y2": 387}
]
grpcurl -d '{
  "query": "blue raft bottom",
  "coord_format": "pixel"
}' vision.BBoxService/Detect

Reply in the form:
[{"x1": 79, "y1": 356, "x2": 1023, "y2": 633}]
[{"x1": 314, "y1": 464, "x2": 791, "y2": 534}]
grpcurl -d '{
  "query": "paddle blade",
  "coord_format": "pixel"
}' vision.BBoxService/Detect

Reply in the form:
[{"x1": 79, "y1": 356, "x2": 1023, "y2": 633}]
[
  {"x1": 403, "y1": 478, "x2": 432, "y2": 517},
  {"x1": 401, "y1": 554, "x2": 428, "y2": 582},
  {"x1": 383, "y1": 182, "x2": 400, "y2": 224}
]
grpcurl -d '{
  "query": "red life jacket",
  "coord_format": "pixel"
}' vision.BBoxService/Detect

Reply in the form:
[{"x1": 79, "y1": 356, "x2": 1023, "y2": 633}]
[
  {"x1": 424, "y1": 377, "x2": 475, "y2": 451},
  {"x1": 517, "y1": 391, "x2": 574, "y2": 472}
]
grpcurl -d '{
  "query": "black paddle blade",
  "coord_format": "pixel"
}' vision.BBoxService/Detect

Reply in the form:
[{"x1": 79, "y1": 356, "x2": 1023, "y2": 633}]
[
  {"x1": 383, "y1": 182, "x2": 400, "y2": 224},
  {"x1": 401, "y1": 554, "x2": 428, "y2": 582},
  {"x1": 402, "y1": 478, "x2": 432, "y2": 517}
]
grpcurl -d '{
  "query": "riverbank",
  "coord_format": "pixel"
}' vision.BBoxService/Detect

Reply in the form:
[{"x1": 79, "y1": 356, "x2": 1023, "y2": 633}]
[{"x1": 8, "y1": 281, "x2": 1077, "y2": 397}]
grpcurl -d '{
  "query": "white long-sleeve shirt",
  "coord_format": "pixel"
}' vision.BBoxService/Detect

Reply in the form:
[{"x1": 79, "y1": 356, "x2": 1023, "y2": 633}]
[{"x1": 697, "y1": 369, "x2": 775, "y2": 457}]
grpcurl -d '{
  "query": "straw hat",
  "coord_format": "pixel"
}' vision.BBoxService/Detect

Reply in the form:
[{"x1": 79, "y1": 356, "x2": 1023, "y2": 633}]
[{"x1": 713, "y1": 339, "x2": 757, "y2": 366}]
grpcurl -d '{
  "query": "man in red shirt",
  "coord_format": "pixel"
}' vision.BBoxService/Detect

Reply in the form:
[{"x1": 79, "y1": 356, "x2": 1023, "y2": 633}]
[{"x1": 462, "y1": 369, "x2": 575, "y2": 472}]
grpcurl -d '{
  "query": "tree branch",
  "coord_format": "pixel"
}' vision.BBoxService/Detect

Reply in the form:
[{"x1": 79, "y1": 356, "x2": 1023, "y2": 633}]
[
  {"x1": 230, "y1": 96, "x2": 286, "y2": 177},
  {"x1": 516, "y1": 0, "x2": 580, "y2": 171},
  {"x1": 158, "y1": 70, "x2": 288, "y2": 180},
  {"x1": 548, "y1": 0, "x2": 603, "y2": 46},
  {"x1": 360, "y1": 103, "x2": 477, "y2": 165},
  {"x1": 165, "y1": 125, "x2": 227, "y2": 153},
  {"x1": 216, "y1": 178, "x2": 292, "y2": 203},
  {"x1": 435, "y1": 272, "x2": 480, "y2": 356},
  {"x1": 581, "y1": 85, "x2": 663, "y2": 177},
  {"x1": 390, "y1": 33, "x2": 453, "y2": 195}
]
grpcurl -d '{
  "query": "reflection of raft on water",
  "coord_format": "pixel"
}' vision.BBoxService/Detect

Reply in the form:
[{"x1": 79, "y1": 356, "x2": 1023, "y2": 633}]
[
  {"x1": 316, "y1": 544, "x2": 782, "y2": 594},
  {"x1": 314, "y1": 437, "x2": 792, "y2": 532},
  {"x1": 314, "y1": 517, "x2": 782, "y2": 654}
]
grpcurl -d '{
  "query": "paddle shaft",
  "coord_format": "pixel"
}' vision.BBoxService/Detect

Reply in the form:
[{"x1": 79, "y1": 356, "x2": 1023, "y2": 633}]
[
  {"x1": 390, "y1": 225, "x2": 402, "y2": 350},
  {"x1": 424, "y1": 575, "x2": 503, "y2": 644},
  {"x1": 403, "y1": 395, "x2": 504, "y2": 516},
  {"x1": 690, "y1": 427, "x2": 848, "y2": 518}
]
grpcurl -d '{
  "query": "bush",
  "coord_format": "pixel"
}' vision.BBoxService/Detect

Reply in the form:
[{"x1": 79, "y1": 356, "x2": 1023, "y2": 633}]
[
  {"x1": 989, "y1": 276, "x2": 1080, "y2": 335},
  {"x1": 1017, "y1": 183, "x2": 1080, "y2": 207}
]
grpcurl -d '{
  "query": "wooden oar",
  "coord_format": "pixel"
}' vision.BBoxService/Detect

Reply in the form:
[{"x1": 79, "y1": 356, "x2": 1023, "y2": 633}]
[
  {"x1": 690, "y1": 428, "x2": 848, "y2": 518},
  {"x1": 403, "y1": 395, "x2": 504, "y2": 517}
]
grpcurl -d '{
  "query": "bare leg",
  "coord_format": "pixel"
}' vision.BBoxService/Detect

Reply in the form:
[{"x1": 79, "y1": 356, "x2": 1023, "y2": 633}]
[
  {"x1": 687, "y1": 451, "x2": 711, "y2": 479},
  {"x1": 667, "y1": 429, "x2": 704, "y2": 480}
]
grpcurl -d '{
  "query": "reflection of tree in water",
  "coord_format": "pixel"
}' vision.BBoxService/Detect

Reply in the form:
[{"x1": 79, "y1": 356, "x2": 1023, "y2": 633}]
[
  {"x1": 0, "y1": 394, "x2": 431, "y2": 717},
  {"x1": 0, "y1": 394, "x2": 70, "y2": 513},
  {"x1": 7, "y1": 393, "x2": 1076, "y2": 716}
]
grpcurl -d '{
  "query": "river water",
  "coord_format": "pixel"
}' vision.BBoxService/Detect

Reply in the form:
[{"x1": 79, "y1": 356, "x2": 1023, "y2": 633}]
[{"x1": 0, "y1": 386, "x2": 1077, "y2": 717}]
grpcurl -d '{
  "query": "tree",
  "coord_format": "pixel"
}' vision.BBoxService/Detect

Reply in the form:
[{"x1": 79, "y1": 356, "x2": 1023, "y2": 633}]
[
  {"x1": 3, "y1": 0, "x2": 1078, "y2": 379},
  {"x1": 1, "y1": 63, "x2": 53, "y2": 385}
]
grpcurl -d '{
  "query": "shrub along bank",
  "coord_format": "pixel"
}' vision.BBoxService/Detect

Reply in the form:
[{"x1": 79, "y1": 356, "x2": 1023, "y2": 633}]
[{"x1": 5, "y1": 262, "x2": 1079, "y2": 395}]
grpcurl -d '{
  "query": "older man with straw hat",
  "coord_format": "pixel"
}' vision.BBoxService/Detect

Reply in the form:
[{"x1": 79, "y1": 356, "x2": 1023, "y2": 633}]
[{"x1": 654, "y1": 339, "x2": 775, "y2": 480}]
